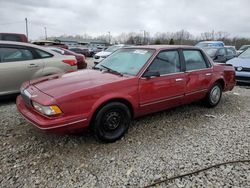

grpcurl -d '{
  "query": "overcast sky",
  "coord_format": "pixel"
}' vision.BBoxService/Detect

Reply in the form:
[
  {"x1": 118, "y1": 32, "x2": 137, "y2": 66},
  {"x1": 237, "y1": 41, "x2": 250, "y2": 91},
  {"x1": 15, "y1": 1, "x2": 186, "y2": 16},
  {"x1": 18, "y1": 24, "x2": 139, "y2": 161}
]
[{"x1": 0, "y1": 0, "x2": 249, "y2": 40}]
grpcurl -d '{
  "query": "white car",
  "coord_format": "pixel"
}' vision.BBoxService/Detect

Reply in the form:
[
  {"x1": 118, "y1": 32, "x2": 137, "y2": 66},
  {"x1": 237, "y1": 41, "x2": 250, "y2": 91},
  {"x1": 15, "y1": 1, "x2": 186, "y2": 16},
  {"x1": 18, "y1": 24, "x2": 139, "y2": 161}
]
[
  {"x1": 93, "y1": 44, "x2": 130, "y2": 65},
  {"x1": 0, "y1": 41, "x2": 77, "y2": 96}
]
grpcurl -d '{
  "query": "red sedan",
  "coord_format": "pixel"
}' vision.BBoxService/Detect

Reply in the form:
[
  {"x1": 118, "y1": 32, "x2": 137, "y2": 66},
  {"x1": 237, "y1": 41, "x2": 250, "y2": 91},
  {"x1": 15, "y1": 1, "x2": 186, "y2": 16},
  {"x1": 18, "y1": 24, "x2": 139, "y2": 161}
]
[
  {"x1": 17, "y1": 45, "x2": 236, "y2": 142},
  {"x1": 47, "y1": 47, "x2": 87, "y2": 69}
]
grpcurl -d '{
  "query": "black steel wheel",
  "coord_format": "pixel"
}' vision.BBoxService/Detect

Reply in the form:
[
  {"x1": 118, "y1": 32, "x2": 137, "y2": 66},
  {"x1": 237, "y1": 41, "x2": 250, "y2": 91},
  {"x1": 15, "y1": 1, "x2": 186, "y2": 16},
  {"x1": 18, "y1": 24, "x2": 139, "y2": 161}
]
[{"x1": 93, "y1": 102, "x2": 131, "y2": 142}]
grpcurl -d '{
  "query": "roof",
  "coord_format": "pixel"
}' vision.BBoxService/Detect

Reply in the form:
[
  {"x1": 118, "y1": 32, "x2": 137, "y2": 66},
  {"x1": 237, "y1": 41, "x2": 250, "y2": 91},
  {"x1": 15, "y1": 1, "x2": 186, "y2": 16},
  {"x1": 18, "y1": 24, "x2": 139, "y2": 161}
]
[
  {"x1": 127, "y1": 45, "x2": 199, "y2": 50},
  {"x1": 198, "y1": 41, "x2": 224, "y2": 43},
  {"x1": 0, "y1": 41, "x2": 58, "y2": 55},
  {"x1": 52, "y1": 37, "x2": 108, "y2": 44}
]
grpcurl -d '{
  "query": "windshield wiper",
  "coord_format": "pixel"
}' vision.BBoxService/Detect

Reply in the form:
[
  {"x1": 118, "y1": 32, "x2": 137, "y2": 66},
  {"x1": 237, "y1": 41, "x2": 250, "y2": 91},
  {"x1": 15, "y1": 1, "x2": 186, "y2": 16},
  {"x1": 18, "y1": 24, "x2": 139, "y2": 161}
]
[
  {"x1": 100, "y1": 65, "x2": 123, "y2": 76},
  {"x1": 92, "y1": 66, "x2": 101, "y2": 70}
]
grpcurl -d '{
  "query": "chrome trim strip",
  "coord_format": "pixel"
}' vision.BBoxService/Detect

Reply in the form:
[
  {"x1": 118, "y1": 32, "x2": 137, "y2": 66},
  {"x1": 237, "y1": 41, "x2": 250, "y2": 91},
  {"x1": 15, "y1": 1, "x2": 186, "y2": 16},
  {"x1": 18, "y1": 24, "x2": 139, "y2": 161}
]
[
  {"x1": 185, "y1": 67, "x2": 213, "y2": 73},
  {"x1": 185, "y1": 89, "x2": 208, "y2": 96},
  {"x1": 140, "y1": 95, "x2": 184, "y2": 107},
  {"x1": 20, "y1": 113, "x2": 87, "y2": 130},
  {"x1": 140, "y1": 72, "x2": 185, "y2": 79}
]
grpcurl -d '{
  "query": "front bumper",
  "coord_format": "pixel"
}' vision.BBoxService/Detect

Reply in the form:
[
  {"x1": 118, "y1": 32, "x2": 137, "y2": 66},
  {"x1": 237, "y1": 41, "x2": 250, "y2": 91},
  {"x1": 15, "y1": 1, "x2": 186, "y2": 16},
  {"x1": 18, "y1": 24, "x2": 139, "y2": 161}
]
[
  {"x1": 93, "y1": 56, "x2": 105, "y2": 65},
  {"x1": 16, "y1": 96, "x2": 89, "y2": 133},
  {"x1": 236, "y1": 71, "x2": 250, "y2": 84}
]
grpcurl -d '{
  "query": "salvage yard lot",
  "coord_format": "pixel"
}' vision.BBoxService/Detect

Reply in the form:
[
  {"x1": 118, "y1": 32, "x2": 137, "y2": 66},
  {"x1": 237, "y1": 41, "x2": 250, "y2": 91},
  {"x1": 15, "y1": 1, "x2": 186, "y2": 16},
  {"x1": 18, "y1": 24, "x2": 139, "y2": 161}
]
[{"x1": 0, "y1": 63, "x2": 250, "y2": 187}]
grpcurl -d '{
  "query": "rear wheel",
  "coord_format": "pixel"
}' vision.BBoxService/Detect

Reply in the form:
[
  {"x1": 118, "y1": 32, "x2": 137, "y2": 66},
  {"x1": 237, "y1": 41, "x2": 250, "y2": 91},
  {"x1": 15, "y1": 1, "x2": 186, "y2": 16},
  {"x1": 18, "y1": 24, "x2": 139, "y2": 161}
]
[
  {"x1": 204, "y1": 83, "x2": 222, "y2": 107},
  {"x1": 93, "y1": 102, "x2": 131, "y2": 142}
]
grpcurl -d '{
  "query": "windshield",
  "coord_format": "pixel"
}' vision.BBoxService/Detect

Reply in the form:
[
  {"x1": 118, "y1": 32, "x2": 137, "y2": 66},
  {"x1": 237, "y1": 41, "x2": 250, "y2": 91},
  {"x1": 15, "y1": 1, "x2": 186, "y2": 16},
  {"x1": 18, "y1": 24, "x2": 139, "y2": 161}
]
[
  {"x1": 238, "y1": 48, "x2": 250, "y2": 58},
  {"x1": 105, "y1": 46, "x2": 122, "y2": 52},
  {"x1": 95, "y1": 48, "x2": 155, "y2": 76},
  {"x1": 239, "y1": 45, "x2": 250, "y2": 51},
  {"x1": 204, "y1": 48, "x2": 217, "y2": 57}
]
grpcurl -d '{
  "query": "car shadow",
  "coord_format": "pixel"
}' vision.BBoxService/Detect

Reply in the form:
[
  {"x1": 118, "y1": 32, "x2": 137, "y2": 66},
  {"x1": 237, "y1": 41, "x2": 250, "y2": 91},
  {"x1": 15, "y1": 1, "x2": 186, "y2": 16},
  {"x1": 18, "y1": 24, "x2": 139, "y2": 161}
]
[
  {"x1": 237, "y1": 82, "x2": 250, "y2": 89},
  {"x1": 0, "y1": 94, "x2": 18, "y2": 106}
]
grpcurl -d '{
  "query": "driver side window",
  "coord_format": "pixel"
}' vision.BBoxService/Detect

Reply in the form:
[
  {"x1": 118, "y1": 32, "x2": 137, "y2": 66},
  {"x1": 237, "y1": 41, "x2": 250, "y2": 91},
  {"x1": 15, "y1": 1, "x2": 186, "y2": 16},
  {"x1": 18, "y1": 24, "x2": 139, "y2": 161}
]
[{"x1": 148, "y1": 50, "x2": 181, "y2": 75}]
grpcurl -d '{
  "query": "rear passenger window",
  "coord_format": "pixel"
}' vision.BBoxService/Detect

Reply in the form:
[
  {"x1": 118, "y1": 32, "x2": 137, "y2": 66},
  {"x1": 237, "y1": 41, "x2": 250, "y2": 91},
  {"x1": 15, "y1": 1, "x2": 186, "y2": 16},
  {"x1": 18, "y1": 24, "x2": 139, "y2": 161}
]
[
  {"x1": 148, "y1": 50, "x2": 181, "y2": 75},
  {"x1": 183, "y1": 50, "x2": 208, "y2": 71},
  {"x1": 1, "y1": 35, "x2": 21, "y2": 42},
  {"x1": 0, "y1": 47, "x2": 33, "y2": 63},
  {"x1": 35, "y1": 49, "x2": 53, "y2": 58}
]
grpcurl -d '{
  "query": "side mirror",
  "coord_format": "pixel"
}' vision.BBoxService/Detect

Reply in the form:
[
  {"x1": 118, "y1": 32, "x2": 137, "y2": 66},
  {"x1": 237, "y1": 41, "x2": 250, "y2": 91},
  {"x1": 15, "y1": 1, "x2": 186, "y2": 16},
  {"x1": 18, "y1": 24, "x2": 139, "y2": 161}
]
[{"x1": 143, "y1": 70, "x2": 160, "y2": 78}]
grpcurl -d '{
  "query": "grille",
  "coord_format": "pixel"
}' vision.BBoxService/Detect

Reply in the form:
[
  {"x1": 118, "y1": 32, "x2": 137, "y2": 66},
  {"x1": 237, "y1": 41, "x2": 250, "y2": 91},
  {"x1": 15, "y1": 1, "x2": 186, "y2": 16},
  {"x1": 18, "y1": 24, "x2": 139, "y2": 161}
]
[{"x1": 235, "y1": 67, "x2": 250, "y2": 72}]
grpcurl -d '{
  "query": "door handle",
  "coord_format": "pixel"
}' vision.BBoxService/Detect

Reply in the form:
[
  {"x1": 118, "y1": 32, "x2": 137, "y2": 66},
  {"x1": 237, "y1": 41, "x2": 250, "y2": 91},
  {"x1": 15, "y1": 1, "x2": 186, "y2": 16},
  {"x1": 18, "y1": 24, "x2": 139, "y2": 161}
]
[
  {"x1": 28, "y1": 64, "x2": 39, "y2": 68},
  {"x1": 175, "y1": 78, "x2": 184, "y2": 82},
  {"x1": 205, "y1": 73, "x2": 212, "y2": 76}
]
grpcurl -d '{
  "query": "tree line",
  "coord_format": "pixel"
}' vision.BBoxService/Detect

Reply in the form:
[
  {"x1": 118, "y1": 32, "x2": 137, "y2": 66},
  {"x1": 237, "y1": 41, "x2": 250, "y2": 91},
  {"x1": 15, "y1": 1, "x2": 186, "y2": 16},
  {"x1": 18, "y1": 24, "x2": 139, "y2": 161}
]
[{"x1": 50, "y1": 30, "x2": 250, "y2": 49}]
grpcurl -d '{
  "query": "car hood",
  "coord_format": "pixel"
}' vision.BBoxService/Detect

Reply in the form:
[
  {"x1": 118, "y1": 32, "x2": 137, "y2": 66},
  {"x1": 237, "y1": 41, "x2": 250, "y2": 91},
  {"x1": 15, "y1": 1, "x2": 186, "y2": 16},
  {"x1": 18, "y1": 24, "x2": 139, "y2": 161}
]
[
  {"x1": 227, "y1": 57, "x2": 250, "y2": 68},
  {"x1": 95, "y1": 51, "x2": 111, "y2": 57},
  {"x1": 30, "y1": 69, "x2": 132, "y2": 98}
]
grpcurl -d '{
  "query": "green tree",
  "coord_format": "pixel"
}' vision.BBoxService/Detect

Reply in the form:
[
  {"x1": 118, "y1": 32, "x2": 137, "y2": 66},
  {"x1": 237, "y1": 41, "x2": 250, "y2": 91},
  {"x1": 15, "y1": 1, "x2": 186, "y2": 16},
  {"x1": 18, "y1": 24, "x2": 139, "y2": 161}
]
[
  {"x1": 169, "y1": 38, "x2": 174, "y2": 45},
  {"x1": 154, "y1": 39, "x2": 161, "y2": 45}
]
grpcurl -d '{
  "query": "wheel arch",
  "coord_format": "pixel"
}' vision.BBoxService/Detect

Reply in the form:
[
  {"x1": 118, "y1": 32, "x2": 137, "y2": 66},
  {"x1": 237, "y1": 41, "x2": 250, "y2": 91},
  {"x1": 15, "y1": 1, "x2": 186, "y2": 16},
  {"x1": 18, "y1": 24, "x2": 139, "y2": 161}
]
[
  {"x1": 215, "y1": 78, "x2": 225, "y2": 90},
  {"x1": 89, "y1": 97, "x2": 135, "y2": 129}
]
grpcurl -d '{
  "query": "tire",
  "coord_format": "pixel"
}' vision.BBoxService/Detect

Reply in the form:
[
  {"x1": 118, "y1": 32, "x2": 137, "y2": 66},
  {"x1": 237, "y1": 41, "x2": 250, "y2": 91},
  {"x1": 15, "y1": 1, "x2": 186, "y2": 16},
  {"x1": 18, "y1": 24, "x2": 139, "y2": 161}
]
[
  {"x1": 93, "y1": 102, "x2": 131, "y2": 143},
  {"x1": 204, "y1": 83, "x2": 222, "y2": 108}
]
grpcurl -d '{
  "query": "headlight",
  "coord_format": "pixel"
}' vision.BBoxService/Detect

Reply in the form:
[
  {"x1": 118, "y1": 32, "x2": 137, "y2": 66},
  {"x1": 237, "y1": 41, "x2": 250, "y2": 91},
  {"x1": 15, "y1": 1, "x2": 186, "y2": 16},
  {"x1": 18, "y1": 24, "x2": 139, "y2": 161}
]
[{"x1": 32, "y1": 102, "x2": 62, "y2": 116}]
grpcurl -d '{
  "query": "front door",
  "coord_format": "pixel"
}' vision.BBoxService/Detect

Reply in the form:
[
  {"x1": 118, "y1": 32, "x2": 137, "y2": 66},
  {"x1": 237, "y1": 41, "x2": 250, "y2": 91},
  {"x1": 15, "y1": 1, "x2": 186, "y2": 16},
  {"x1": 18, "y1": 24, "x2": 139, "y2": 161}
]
[{"x1": 139, "y1": 50, "x2": 186, "y2": 115}]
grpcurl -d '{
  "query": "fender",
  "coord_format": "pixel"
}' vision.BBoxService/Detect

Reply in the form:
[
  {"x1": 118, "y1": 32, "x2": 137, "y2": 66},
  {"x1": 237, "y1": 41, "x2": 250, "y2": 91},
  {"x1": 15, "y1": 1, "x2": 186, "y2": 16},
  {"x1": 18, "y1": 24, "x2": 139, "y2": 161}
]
[{"x1": 89, "y1": 92, "x2": 139, "y2": 121}]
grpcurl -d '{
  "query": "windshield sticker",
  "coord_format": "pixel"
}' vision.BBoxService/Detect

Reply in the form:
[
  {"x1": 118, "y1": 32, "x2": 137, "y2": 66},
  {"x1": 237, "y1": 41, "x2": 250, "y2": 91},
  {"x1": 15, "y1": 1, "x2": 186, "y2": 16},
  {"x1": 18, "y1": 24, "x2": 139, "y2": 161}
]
[{"x1": 133, "y1": 50, "x2": 148, "y2": 54}]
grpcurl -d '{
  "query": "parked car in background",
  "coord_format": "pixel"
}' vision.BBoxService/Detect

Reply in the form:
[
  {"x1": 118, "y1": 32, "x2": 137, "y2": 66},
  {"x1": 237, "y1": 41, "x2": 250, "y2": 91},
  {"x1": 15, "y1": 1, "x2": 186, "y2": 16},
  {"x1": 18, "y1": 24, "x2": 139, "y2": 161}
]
[
  {"x1": 93, "y1": 44, "x2": 131, "y2": 65},
  {"x1": 237, "y1": 45, "x2": 250, "y2": 54},
  {"x1": 88, "y1": 47, "x2": 104, "y2": 57},
  {"x1": 227, "y1": 48, "x2": 250, "y2": 84},
  {"x1": 0, "y1": 33, "x2": 28, "y2": 43},
  {"x1": 195, "y1": 41, "x2": 225, "y2": 48},
  {"x1": 0, "y1": 41, "x2": 77, "y2": 96},
  {"x1": 203, "y1": 46, "x2": 237, "y2": 63},
  {"x1": 47, "y1": 47, "x2": 87, "y2": 69},
  {"x1": 69, "y1": 47, "x2": 91, "y2": 57},
  {"x1": 17, "y1": 45, "x2": 235, "y2": 142},
  {"x1": 32, "y1": 40, "x2": 68, "y2": 49}
]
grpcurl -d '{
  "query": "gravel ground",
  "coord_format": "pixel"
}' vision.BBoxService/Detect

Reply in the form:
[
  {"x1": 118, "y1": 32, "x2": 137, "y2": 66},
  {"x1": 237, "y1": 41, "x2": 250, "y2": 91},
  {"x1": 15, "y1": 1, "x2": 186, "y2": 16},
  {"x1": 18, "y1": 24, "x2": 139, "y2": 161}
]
[{"x1": 0, "y1": 60, "x2": 249, "y2": 187}]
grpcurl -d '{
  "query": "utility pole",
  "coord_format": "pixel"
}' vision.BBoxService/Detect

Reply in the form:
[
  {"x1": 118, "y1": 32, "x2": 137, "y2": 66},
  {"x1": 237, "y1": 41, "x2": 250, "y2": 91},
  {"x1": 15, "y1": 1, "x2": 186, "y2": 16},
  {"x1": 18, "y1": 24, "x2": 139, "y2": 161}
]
[
  {"x1": 140, "y1": 30, "x2": 146, "y2": 45},
  {"x1": 25, "y1": 18, "x2": 28, "y2": 41},
  {"x1": 143, "y1": 30, "x2": 146, "y2": 45},
  {"x1": 108, "y1": 31, "x2": 111, "y2": 45},
  {"x1": 44, "y1": 27, "x2": 47, "y2": 40}
]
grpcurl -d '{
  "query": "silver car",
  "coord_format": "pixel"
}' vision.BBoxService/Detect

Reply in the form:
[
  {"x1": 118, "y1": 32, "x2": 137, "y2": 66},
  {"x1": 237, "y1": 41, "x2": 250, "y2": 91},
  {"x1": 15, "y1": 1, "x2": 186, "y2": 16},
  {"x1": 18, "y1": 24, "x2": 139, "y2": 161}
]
[
  {"x1": 226, "y1": 48, "x2": 250, "y2": 84},
  {"x1": 0, "y1": 41, "x2": 77, "y2": 96}
]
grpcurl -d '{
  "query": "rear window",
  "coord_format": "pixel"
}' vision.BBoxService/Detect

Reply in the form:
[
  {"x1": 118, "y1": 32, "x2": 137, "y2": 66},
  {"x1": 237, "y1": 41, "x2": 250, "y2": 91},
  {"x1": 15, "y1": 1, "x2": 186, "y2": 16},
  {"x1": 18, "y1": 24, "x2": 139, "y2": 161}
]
[
  {"x1": 0, "y1": 34, "x2": 22, "y2": 42},
  {"x1": 35, "y1": 49, "x2": 53, "y2": 58}
]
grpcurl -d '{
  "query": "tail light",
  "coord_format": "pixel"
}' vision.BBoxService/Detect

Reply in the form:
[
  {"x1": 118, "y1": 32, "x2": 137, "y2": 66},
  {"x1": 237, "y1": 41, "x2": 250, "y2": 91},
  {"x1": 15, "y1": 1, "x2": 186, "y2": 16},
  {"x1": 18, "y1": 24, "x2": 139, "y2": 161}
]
[{"x1": 63, "y1": 59, "x2": 77, "y2": 66}]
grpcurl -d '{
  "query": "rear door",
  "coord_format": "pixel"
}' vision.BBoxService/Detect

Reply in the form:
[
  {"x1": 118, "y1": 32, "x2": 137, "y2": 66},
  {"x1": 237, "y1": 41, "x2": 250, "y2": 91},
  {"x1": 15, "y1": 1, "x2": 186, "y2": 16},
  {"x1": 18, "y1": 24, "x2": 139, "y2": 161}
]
[
  {"x1": 139, "y1": 49, "x2": 186, "y2": 114},
  {"x1": 182, "y1": 49, "x2": 213, "y2": 103},
  {"x1": 0, "y1": 45, "x2": 44, "y2": 95}
]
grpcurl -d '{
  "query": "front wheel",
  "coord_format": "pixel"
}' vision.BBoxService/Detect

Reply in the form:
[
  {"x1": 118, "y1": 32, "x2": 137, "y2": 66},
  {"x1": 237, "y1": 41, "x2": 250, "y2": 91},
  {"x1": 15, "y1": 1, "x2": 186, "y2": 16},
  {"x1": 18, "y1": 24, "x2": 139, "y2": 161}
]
[
  {"x1": 204, "y1": 83, "x2": 222, "y2": 108},
  {"x1": 93, "y1": 102, "x2": 131, "y2": 143}
]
